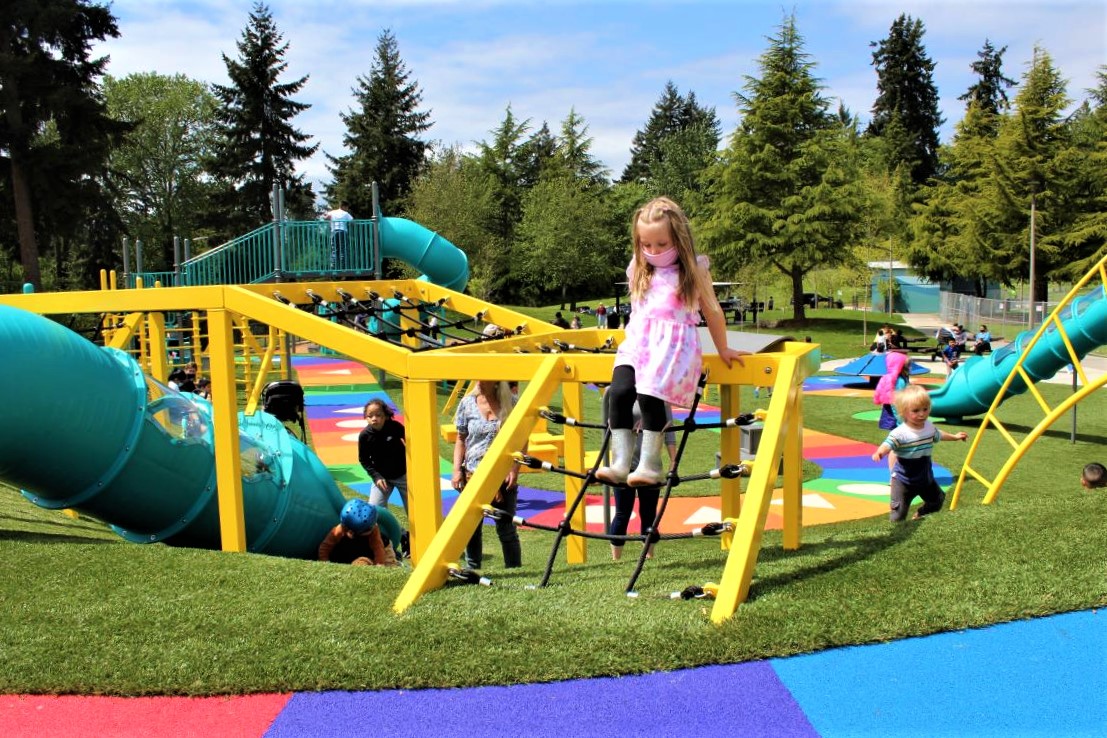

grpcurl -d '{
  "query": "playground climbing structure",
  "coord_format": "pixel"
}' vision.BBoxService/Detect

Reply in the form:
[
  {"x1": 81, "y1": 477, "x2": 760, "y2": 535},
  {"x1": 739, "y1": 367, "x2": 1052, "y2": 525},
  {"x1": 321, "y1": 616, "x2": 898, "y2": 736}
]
[{"x1": 1, "y1": 273, "x2": 819, "y2": 624}]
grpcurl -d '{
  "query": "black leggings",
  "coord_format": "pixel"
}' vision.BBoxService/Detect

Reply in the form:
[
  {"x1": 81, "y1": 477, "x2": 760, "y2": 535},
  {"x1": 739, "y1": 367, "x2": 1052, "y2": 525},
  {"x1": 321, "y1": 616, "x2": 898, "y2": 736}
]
[
  {"x1": 609, "y1": 486, "x2": 660, "y2": 547},
  {"x1": 608, "y1": 366, "x2": 668, "y2": 431}
]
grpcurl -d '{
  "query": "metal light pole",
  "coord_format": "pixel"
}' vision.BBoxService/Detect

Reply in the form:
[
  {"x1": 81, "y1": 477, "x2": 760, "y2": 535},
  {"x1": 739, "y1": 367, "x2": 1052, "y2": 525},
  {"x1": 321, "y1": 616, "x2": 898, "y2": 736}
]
[
  {"x1": 1028, "y1": 193, "x2": 1037, "y2": 329},
  {"x1": 887, "y1": 242, "x2": 893, "y2": 315}
]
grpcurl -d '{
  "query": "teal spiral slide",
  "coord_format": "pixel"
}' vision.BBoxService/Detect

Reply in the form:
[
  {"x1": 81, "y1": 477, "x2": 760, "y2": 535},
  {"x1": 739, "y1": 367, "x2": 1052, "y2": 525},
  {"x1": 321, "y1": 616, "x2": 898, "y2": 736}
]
[{"x1": 929, "y1": 287, "x2": 1107, "y2": 419}]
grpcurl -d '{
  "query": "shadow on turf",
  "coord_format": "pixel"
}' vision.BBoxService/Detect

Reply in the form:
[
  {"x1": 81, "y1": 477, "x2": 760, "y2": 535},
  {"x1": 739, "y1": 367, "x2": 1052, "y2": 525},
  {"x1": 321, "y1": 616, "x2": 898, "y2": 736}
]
[
  {"x1": 745, "y1": 522, "x2": 919, "y2": 600},
  {"x1": 0, "y1": 512, "x2": 118, "y2": 544}
]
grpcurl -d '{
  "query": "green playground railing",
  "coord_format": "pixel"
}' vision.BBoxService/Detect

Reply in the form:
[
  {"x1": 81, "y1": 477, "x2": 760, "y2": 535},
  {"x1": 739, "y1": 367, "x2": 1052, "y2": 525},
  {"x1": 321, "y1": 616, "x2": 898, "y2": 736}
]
[{"x1": 127, "y1": 220, "x2": 379, "y2": 288}]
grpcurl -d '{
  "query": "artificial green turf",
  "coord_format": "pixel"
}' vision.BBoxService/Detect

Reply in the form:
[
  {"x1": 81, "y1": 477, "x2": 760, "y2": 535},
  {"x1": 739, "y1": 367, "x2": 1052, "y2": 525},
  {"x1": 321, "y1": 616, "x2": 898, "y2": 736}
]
[{"x1": 2, "y1": 352, "x2": 1106, "y2": 695}]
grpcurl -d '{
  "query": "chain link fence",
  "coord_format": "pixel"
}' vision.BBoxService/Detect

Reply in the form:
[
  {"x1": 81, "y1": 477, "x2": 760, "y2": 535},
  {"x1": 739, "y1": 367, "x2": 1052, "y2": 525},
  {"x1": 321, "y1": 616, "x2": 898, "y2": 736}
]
[{"x1": 940, "y1": 292, "x2": 1057, "y2": 338}]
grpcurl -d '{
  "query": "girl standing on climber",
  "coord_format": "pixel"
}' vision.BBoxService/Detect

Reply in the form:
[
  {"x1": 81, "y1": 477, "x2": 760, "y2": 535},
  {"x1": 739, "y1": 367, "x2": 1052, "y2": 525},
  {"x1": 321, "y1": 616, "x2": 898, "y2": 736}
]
[{"x1": 597, "y1": 196, "x2": 747, "y2": 487}]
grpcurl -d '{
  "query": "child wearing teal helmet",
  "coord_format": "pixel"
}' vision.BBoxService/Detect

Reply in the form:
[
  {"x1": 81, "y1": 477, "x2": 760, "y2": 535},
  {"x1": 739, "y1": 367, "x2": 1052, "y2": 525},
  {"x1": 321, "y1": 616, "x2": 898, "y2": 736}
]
[{"x1": 318, "y1": 499, "x2": 397, "y2": 566}]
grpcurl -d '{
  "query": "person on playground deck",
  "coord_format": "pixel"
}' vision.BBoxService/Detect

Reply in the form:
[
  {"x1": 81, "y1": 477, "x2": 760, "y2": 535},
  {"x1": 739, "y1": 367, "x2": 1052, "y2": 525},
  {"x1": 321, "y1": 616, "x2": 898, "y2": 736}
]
[
  {"x1": 318, "y1": 499, "x2": 397, "y2": 566},
  {"x1": 323, "y1": 201, "x2": 353, "y2": 270},
  {"x1": 597, "y1": 196, "x2": 747, "y2": 488}
]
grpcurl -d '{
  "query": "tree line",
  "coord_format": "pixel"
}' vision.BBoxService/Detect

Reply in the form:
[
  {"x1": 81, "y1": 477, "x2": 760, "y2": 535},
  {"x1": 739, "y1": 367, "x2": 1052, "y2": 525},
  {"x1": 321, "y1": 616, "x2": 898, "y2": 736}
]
[{"x1": 1, "y1": 2, "x2": 1104, "y2": 318}]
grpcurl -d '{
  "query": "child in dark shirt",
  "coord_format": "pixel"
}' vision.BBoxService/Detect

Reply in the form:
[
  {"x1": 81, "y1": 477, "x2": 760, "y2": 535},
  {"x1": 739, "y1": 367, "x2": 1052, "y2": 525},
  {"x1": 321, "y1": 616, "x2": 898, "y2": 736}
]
[{"x1": 358, "y1": 398, "x2": 408, "y2": 515}]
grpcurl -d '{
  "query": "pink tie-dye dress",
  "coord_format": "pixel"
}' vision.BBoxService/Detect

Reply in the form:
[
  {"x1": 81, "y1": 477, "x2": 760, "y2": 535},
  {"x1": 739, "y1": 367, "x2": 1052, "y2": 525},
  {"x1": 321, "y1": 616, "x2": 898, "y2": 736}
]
[{"x1": 614, "y1": 255, "x2": 706, "y2": 408}]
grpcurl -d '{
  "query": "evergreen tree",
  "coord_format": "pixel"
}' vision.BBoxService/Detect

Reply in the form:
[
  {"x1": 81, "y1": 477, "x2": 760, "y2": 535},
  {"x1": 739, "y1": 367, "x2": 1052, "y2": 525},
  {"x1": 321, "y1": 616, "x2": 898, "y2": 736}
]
[
  {"x1": 553, "y1": 108, "x2": 609, "y2": 185},
  {"x1": 327, "y1": 29, "x2": 430, "y2": 219},
  {"x1": 621, "y1": 81, "x2": 720, "y2": 185},
  {"x1": 516, "y1": 121, "x2": 557, "y2": 190},
  {"x1": 988, "y1": 47, "x2": 1072, "y2": 298},
  {"x1": 908, "y1": 105, "x2": 1001, "y2": 294},
  {"x1": 958, "y1": 39, "x2": 1016, "y2": 135},
  {"x1": 208, "y1": 2, "x2": 317, "y2": 231},
  {"x1": 868, "y1": 14, "x2": 943, "y2": 185},
  {"x1": 907, "y1": 41, "x2": 1017, "y2": 293},
  {"x1": 699, "y1": 14, "x2": 864, "y2": 319},
  {"x1": 475, "y1": 106, "x2": 531, "y2": 247},
  {"x1": 0, "y1": 0, "x2": 124, "y2": 289},
  {"x1": 1056, "y1": 69, "x2": 1107, "y2": 276}
]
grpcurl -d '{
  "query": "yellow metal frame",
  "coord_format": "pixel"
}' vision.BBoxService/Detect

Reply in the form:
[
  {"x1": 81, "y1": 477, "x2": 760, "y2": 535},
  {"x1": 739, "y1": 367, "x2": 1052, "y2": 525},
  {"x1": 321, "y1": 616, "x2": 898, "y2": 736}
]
[
  {"x1": 0, "y1": 278, "x2": 819, "y2": 623},
  {"x1": 951, "y1": 256, "x2": 1107, "y2": 509}
]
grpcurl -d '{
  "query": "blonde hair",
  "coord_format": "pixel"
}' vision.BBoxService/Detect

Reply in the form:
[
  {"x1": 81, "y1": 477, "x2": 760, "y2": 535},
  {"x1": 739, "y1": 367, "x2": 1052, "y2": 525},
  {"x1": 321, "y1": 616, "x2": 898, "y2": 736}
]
[
  {"x1": 467, "y1": 380, "x2": 515, "y2": 422},
  {"x1": 893, "y1": 384, "x2": 931, "y2": 419},
  {"x1": 629, "y1": 196, "x2": 712, "y2": 310}
]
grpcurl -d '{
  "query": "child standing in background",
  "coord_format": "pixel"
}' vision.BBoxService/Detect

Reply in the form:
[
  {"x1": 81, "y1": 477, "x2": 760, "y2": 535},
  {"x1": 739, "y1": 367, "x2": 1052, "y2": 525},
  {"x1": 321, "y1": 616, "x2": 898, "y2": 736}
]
[
  {"x1": 358, "y1": 399, "x2": 408, "y2": 515},
  {"x1": 872, "y1": 384, "x2": 968, "y2": 522},
  {"x1": 597, "y1": 196, "x2": 747, "y2": 487},
  {"x1": 873, "y1": 351, "x2": 911, "y2": 430}
]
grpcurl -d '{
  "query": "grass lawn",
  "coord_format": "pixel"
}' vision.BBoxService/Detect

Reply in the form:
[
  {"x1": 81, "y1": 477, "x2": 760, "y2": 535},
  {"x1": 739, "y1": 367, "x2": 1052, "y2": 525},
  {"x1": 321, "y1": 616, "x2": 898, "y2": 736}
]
[{"x1": 1, "y1": 316, "x2": 1105, "y2": 696}]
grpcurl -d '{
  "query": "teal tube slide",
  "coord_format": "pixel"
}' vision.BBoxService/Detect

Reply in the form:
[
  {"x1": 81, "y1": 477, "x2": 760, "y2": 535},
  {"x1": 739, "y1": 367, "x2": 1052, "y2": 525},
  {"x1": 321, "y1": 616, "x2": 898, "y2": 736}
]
[
  {"x1": 0, "y1": 305, "x2": 347, "y2": 558},
  {"x1": 379, "y1": 216, "x2": 469, "y2": 292},
  {"x1": 929, "y1": 287, "x2": 1107, "y2": 419}
]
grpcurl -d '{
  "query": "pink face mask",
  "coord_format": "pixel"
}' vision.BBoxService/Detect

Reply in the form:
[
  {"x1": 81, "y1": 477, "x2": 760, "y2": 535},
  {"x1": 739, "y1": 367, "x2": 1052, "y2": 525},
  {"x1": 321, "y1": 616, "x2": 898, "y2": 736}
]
[{"x1": 643, "y1": 247, "x2": 678, "y2": 267}]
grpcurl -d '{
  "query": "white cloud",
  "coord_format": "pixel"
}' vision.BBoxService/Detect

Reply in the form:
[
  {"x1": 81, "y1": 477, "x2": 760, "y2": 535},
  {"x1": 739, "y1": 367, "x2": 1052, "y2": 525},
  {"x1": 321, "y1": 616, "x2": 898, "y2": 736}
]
[{"x1": 96, "y1": 0, "x2": 1106, "y2": 193}]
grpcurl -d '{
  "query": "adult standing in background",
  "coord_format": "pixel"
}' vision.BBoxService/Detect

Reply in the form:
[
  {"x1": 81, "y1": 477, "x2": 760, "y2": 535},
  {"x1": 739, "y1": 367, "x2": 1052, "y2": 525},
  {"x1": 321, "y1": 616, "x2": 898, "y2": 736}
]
[
  {"x1": 595, "y1": 303, "x2": 607, "y2": 328},
  {"x1": 324, "y1": 201, "x2": 353, "y2": 270},
  {"x1": 453, "y1": 381, "x2": 523, "y2": 570}
]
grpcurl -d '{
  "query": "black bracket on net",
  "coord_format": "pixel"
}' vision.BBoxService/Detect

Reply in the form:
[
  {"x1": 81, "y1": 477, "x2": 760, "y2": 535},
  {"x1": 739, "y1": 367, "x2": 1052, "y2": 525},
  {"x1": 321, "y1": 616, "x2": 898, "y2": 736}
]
[{"x1": 549, "y1": 337, "x2": 617, "y2": 354}]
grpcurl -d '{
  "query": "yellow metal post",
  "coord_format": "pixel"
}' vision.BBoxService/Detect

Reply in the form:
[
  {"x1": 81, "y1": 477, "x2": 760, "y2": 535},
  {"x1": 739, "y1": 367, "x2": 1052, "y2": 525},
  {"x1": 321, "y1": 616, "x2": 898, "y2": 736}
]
[
  {"x1": 710, "y1": 355, "x2": 799, "y2": 624},
  {"x1": 781, "y1": 383, "x2": 803, "y2": 550},
  {"x1": 206, "y1": 309, "x2": 248, "y2": 552},
  {"x1": 561, "y1": 380, "x2": 587, "y2": 563},
  {"x1": 147, "y1": 312, "x2": 168, "y2": 382},
  {"x1": 718, "y1": 382, "x2": 742, "y2": 550},
  {"x1": 393, "y1": 356, "x2": 563, "y2": 614},
  {"x1": 403, "y1": 378, "x2": 444, "y2": 563}
]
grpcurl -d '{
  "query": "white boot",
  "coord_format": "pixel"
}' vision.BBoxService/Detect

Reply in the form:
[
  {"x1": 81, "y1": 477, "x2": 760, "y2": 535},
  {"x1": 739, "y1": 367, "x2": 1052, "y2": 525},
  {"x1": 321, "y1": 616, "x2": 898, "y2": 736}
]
[
  {"x1": 628, "y1": 430, "x2": 665, "y2": 487},
  {"x1": 596, "y1": 428, "x2": 635, "y2": 485}
]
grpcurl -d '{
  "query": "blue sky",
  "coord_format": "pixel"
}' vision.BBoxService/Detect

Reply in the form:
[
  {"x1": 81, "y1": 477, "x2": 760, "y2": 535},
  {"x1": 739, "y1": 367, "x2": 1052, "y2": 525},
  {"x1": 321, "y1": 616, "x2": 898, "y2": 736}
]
[{"x1": 98, "y1": 0, "x2": 1105, "y2": 193}]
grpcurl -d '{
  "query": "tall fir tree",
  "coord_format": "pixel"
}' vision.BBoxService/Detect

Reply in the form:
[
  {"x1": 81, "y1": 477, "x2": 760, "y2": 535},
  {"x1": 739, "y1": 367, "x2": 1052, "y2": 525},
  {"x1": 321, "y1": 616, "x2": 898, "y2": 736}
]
[
  {"x1": 0, "y1": 0, "x2": 125, "y2": 289},
  {"x1": 957, "y1": 39, "x2": 1016, "y2": 135},
  {"x1": 867, "y1": 14, "x2": 943, "y2": 186},
  {"x1": 327, "y1": 29, "x2": 430, "y2": 219},
  {"x1": 620, "y1": 81, "x2": 720, "y2": 185},
  {"x1": 516, "y1": 121, "x2": 557, "y2": 190},
  {"x1": 1056, "y1": 70, "x2": 1107, "y2": 276},
  {"x1": 475, "y1": 106, "x2": 531, "y2": 247},
  {"x1": 209, "y1": 2, "x2": 317, "y2": 232},
  {"x1": 988, "y1": 47, "x2": 1072, "y2": 298},
  {"x1": 553, "y1": 108, "x2": 609, "y2": 185},
  {"x1": 699, "y1": 14, "x2": 864, "y2": 319},
  {"x1": 908, "y1": 43, "x2": 1015, "y2": 293}
]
